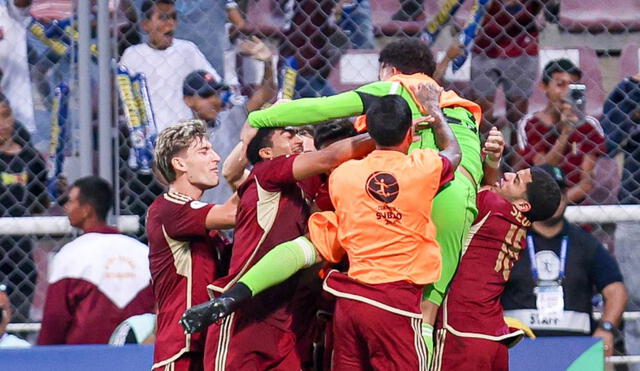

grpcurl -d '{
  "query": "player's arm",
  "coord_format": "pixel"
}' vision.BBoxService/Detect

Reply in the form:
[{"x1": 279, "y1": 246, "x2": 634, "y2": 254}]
[
  {"x1": 37, "y1": 280, "x2": 74, "y2": 344},
  {"x1": 240, "y1": 37, "x2": 277, "y2": 113},
  {"x1": 205, "y1": 193, "x2": 239, "y2": 230},
  {"x1": 222, "y1": 141, "x2": 250, "y2": 191},
  {"x1": 414, "y1": 83, "x2": 461, "y2": 169},
  {"x1": 482, "y1": 126, "x2": 505, "y2": 186},
  {"x1": 291, "y1": 133, "x2": 376, "y2": 180}
]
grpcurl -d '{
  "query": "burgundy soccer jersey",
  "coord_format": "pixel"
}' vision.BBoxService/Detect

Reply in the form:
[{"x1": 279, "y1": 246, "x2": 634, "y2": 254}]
[
  {"x1": 517, "y1": 114, "x2": 605, "y2": 187},
  {"x1": 437, "y1": 189, "x2": 530, "y2": 339},
  {"x1": 147, "y1": 192, "x2": 227, "y2": 369},
  {"x1": 206, "y1": 154, "x2": 317, "y2": 370}
]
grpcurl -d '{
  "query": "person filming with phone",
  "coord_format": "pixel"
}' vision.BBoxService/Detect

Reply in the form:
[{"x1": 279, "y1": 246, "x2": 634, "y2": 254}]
[{"x1": 516, "y1": 59, "x2": 606, "y2": 204}]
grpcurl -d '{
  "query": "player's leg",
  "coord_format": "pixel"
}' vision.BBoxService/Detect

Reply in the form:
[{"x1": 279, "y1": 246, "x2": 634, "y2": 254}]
[
  {"x1": 331, "y1": 298, "x2": 370, "y2": 371},
  {"x1": 181, "y1": 236, "x2": 317, "y2": 334},
  {"x1": 421, "y1": 176, "x2": 477, "y2": 362},
  {"x1": 432, "y1": 328, "x2": 508, "y2": 371}
]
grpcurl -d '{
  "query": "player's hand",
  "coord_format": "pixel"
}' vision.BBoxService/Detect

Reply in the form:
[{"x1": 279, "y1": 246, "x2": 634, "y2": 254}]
[
  {"x1": 180, "y1": 300, "x2": 217, "y2": 334},
  {"x1": 238, "y1": 36, "x2": 273, "y2": 62},
  {"x1": 412, "y1": 115, "x2": 436, "y2": 134},
  {"x1": 414, "y1": 83, "x2": 443, "y2": 110},
  {"x1": 593, "y1": 328, "x2": 615, "y2": 356},
  {"x1": 482, "y1": 126, "x2": 504, "y2": 163}
]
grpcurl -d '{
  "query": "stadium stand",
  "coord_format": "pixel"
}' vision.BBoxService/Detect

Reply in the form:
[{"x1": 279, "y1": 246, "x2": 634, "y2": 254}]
[{"x1": 558, "y1": 0, "x2": 640, "y2": 33}]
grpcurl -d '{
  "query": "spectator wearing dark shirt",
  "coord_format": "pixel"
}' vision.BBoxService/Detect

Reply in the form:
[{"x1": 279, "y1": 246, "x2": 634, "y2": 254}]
[
  {"x1": 516, "y1": 59, "x2": 605, "y2": 204},
  {"x1": 601, "y1": 74, "x2": 640, "y2": 204},
  {"x1": 502, "y1": 165, "x2": 628, "y2": 357},
  {"x1": 0, "y1": 94, "x2": 48, "y2": 322},
  {"x1": 471, "y1": 0, "x2": 546, "y2": 133}
]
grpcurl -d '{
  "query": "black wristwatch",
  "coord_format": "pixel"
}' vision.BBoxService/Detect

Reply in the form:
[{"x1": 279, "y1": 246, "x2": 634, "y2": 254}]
[{"x1": 598, "y1": 321, "x2": 615, "y2": 332}]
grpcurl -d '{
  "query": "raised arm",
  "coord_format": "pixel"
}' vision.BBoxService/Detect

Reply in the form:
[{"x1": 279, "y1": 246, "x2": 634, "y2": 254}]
[
  {"x1": 239, "y1": 37, "x2": 277, "y2": 113},
  {"x1": 481, "y1": 126, "x2": 505, "y2": 186},
  {"x1": 291, "y1": 133, "x2": 376, "y2": 180},
  {"x1": 222, "y1": 141, "x2": 250, "y2": 191},
  {"x1": 205, "y1": 193, "x2": 239, "y2": 230},
  {"x1": 414, "y1": 84, "x2": 461, "y2": 170}
]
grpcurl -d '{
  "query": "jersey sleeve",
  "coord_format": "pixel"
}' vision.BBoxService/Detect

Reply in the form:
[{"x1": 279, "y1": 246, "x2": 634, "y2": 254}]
[
  {"x1": 248, "y1": 91, "x2": 365, "y2": 128},
  {"x1": 189, "y1": 42, "x2": 222, "y2": 81},
  {"x1": 253, "y1": 154, "x2": 298, "y2": 191},
  {"x1": 163, "y1": 200, "x2": 215, "y2": 239},
  {"x1": 438, "y1": 155, "x2": 454, "y2": 190}
]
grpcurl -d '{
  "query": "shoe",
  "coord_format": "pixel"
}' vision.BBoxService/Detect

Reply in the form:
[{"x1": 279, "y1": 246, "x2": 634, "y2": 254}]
[{"x1": 180, "y1": 297, "x2": 237, "y2": 334}]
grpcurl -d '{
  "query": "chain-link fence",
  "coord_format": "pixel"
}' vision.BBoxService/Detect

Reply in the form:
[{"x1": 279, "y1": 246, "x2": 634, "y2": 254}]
[{"x1": 1, "y1": 0, "x2": 639, "y2": 360}]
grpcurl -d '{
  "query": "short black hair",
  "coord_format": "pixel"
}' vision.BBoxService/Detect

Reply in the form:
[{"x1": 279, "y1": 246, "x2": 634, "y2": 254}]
[
  {"x1": 141, "y1": 0, "x2": 175, "y2": 20},
  {"x1": 366, "y1": 95, "x2": 412, "y2": 147},
  {"x1": 379, "y1": 38, "x2": 436, "y2": 76},
  {"x1": 72, "y1": 176, "x2": 113, "y2": 221},
  {"x1": 313, "y1": 119, "x2": 357, "y2": 149},
  {"x1": 523, "y1": 167, "x2": 562, "y2": 222},
  {"x1": 542, "y1": 59, "x2": 582, "y2": 84},
  {"x1": 246, "y1": 128, "x2": 277, "y2": 165}
]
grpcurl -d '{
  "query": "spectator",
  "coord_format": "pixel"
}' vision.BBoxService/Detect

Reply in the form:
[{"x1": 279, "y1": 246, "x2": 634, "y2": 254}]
[
  {"x1": 0, "y1": 283, "x2": 30, "y2": 348},
  {"x1": 182, "y1": 36, "x2": 276, "y2": 205},
  {"x1": 0, "y1": 93, "x2": 48, "y2": 322},
  {"x1": 174, "y1": 0, "x2": 244, "y2": 81},
  {"x1": 334, "y1": 0, "x2": 375, "y2": 49},
  {"x1": 502, "y1": 164, "x2": 628, "y2": 357},
  {"x1": 38, "y1": 176, "x2": 154, "y2": 345},
  {"x1": 120, "y1": 0, "x2": 221, "y2": 132},
  {"x1": 0, "y1": 0, "x2": 35, "y2": 134},
  {"x1": 516, "y1": 59, "x2": 605, "y2": 204},
  {"x1": 470, "y1": 0, "x2": 546, "y2": 136},
  {"x1": 602, "y1": 74, "x2": 640, "y2": 204},
  {"x1": 280, "y1": 0, "x2": 349, "y2": 97},
  {"x1": 392, "y1": 0, "x2": 424, "y2": 21},
  {"x1": 602, "y1": 73, "x2": 640, "y2": 368}
]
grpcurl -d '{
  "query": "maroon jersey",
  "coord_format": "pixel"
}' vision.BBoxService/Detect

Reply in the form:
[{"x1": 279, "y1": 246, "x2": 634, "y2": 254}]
[
  {"x1": 207, "y1": 154, "x2": 317, "y2": 369},
  {"x1": 146, "y1": 192, "x2": 226, "y2": 369},
  {"x1": 210, "y1": 154, "x2": 310, "y2": 323},
  {"x1": 436, "y1": 189, "x2": 531, "y2": 340}
]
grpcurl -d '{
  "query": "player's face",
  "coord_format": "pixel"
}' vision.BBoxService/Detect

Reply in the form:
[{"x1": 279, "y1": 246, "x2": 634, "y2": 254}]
[
  {"x1": 493, "y1": 168, "x2": 533, "y2": 202},
  {"x1": 298, "y1": 131, "x2": 316, "y2": 152},
  {"x1": 269, "y1": 129, "x2": 304, "y2": 157},
  {"x1": 542, "y1": 72, "x2": 580, "y2": 107},
  {"x1": 185, "y1": 94, "x2": 223, "y2": 122},
  {"x1": 143, "y1": 3, "x2": 177, "y2": 50},
  {"x1": 0, "y1": 104, "x2": 15, "y2": 145},
  {"x1": 181, "y1": 137, "x2": 221, "y2": 189},
  {"x1": 65, "y1": 187, "x2": 89, "y2": 229}
]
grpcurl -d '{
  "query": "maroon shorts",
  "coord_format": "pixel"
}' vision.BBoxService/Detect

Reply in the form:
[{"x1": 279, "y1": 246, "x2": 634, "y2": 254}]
[
  {"x1": 331, "y1": 297, "x2": 428, "y2": 371},
  {"x1": 203, "y1": 312, "x2": 302, "y2": 371},
  {"x1": 432, "y1": 328, "x2": 508, "y2": 371},
  {"x1": 158, "y1": 352, "x2": 204, "y2": 371}
]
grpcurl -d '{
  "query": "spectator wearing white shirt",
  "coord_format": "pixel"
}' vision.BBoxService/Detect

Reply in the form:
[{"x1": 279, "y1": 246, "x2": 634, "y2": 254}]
[
  {"x1": 0, "y1": 284, "x2": 30, "y2": 348},
  {"x1": 119, "y1": 0, "x2": 221, "y2": 132},
  {"x1": 0, "y1": 0, "x2": 35, "y2": 134}
]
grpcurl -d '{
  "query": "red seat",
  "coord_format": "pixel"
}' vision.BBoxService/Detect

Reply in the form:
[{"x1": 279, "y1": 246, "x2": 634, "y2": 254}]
[
  {"x1": 559, "y1": 0, "x2": 640, "y2": 33},
  {"x1": 619, "y1": 43, "x2": 640, "y2": 80}
]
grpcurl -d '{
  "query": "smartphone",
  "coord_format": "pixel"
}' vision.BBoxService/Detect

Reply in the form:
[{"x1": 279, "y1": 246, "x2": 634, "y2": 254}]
[{"x1": 566, "y1": 83, "x2": 586, "y2": 126}]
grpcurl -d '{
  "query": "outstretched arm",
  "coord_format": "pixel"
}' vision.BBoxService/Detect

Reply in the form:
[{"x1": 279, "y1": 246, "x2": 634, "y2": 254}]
[{"x1": 291, "y1": 133, "x2": 376, "y2": 180}]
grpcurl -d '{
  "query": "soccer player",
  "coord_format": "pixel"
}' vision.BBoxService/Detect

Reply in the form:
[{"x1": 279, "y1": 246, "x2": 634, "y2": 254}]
[
  {"x1": 146, "y1": 120, "x2": 238, "y2": 371},
  {"x1": 183, "y1": 84, "x2": 461, "y2": 369},
  {"x1": 187, "y1": 123, "x2": 374, "y2": 369},
  {"x1": 432, "y1": 168, "x2": 562, "y2": 370},
  {"x1": 244, "y1": 38, "x2": 501, "y2": 353}
]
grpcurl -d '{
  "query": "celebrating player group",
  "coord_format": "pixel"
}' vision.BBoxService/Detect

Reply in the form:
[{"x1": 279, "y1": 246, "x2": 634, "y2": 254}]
[{"x1": 147, "y1": 39, "x2": 562, "y2": 371}]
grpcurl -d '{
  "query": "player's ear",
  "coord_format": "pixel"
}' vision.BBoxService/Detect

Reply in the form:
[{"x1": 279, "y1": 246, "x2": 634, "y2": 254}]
[
  {"x1": 258, "y1": 147, "x2": 273, "y2": 161},
  {"x1": 514, "y1": 199, "x2": 532, "y2": 213},
  {"x1": 171, "y1": 156, "x2": 187, "y2": 173}
]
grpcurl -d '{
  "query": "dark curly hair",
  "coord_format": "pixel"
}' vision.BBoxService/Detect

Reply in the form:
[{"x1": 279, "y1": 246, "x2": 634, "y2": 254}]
[{"x1": 379, "y1": 38, "x2": 436, "y2": 76}]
